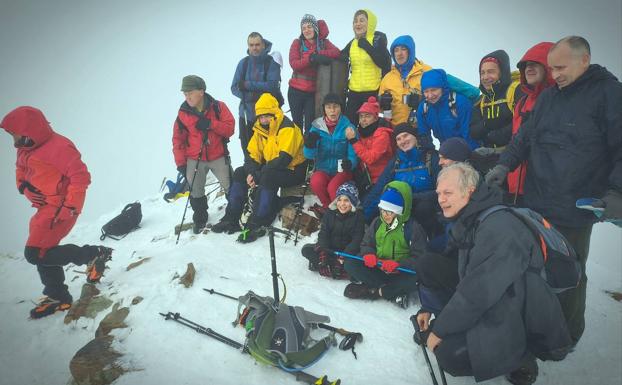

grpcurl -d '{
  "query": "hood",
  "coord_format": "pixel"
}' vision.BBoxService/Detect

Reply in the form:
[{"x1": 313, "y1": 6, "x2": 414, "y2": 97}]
[
  {"x1": 247, "y1": 39, "x2": 273, "y2": 59},
  {"x1": 517, "y1": 42, "x2": 555, "y2": 95},
  {"x1": 421, "y1": 69, "x2": 451, "y2": 106},
  {"x1": 390, "y1": 35, "x2": 416, "y2": 79},
  {"x1": 318, "y1": 19, "x2": 329, "y2": 40},
  {"x1": 360, "y1": 9, "x2": 378, "y2": 42},
  {"x1": 253, "y1": 93, "x2": 284, "y2": 137},
  {"x1": 383, "y1": 180, "x2": 412, "y2": 223},
  {"x1": 479, "y1": 49, "x2": 512, "y2": 95},
  {"x1": 1, "y1": 106, "x2": 53, "y2": 149}
]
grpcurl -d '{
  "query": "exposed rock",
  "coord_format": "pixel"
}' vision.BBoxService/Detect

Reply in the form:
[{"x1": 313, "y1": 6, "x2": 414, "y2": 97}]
[
  {"x1": 179, "y1": 263, "x2": 196, "y2": 288},
  {"x1": 65, "y1": 284, "x2": 113, "y2": 324},
  {"x1": 96, "y1": 303, "x2": 129, "y2": 338},
  {"x1": 69, "y1": 335, "x2": 125, "y2": 385},
  {"x1": 126, "y1": 257, "x2": 151, "y2": 271},
  {"x1": 131, "y1": 296, "x2": 143, "y2": 305},
  {"x1": 605, "y1": 290, "x2": 622, "y2": 302}
]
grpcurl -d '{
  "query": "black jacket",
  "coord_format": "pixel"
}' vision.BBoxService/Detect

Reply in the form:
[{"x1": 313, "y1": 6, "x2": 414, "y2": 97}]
[
  {"x1": 317, "y1": 209, "x2": 365, "y2": 256},
  {"x1": 432, "y1": 183, "x2": 570, "y2": 381},
  {"x1": 499, "y1": 64, "x2": 622, "y2": 227}
]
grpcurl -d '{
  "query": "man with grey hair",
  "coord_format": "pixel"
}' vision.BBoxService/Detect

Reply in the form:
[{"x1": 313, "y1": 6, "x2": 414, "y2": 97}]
[
  {"x1": 486, "y1": 35, "x2": 622, "y2": 345},
  {"x1": 416, "y1": 163, "x2": 570, "y2": 385}
]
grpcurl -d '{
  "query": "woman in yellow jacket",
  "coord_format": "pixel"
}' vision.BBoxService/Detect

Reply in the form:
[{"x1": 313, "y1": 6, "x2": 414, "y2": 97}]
[
  {"x1": 341, "y1": 9, "x2": 391, "y2": 124},
  {"x1": 379, "y1": 35, "x2": 432, "y2": 126},
  {"x1": 211, "y1": 93, "x2": 307, "y2": 243}
]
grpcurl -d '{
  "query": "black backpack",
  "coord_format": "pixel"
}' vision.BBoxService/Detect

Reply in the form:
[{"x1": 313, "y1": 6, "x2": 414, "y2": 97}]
[{"x1": 100, "y1": 202, "x2": 142, "y2": 241}]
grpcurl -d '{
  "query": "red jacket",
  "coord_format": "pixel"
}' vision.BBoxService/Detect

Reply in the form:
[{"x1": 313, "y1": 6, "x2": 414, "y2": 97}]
[
  {"x1": 172, "y1": 96, "x2": 235, "y2": 166},
  {"x1": 507, "y1": 42, "x2": 555, "y2": 195},
  {"x1": 288, "y1": 20, "x2": 340, "y2": 93},
  {"x1": 2, "y1": 106, "x2": 91, "y2": 213},
  {"x1": 352, "y1": 125, "x2": 394, "y2": 183}
]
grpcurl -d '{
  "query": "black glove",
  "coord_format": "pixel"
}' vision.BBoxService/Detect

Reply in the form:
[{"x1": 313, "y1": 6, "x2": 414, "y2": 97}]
[
  {"x1": 313, "y1": 53, "x2": 333, "y2": 65},
  {"x1": 304, "y1": 132, "x2": 321, "y2": 149},
  {"x1": 406, "y1": 92, "x2": 421, "y2": 108},
  {"x1": 379, "y1": 91, "x2": 392, "y2": 111},
  {"x1": 602, "y1": 190, "x2": 622, "y2": 220},
  {"x1": 238, "y1": 81, "x2": 247, "y2": 91},
  {"x1": 196, "y1": 116, "x2": 211, "y2": 133},
  {"x1": 341, "y1": 159, "x2": 352, "y2": 172},
  {"x1": 357, "y1": 37, "x2": 372, "y2": 51},
  {"x1": 18, "y1": 181, "x2": 29, "y2": 194},
  {"x1": 485, "y1": 164, "x2": 509, "y2": 186},
  {"x1": 177, "y1": 165, "x2": 187, "y2": 176}
]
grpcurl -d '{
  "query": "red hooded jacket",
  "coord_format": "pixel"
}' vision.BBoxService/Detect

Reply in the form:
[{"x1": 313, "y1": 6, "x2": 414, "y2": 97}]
[
  {"x1": 288, "y1": 20, "x2": 340, "y2": 93},
  {"x1": 507, "y1": 42, "x2": 555, "y2": 195},
  {"x1": 1, "y1": 106, "x2": 91, "y2": 214},
  {"x1": 352, "y1": 124, "x2": 394, "y2": 183}
]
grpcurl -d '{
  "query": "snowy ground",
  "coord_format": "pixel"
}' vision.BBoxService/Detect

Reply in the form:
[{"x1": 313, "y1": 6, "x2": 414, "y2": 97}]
[{"x1": 0, "y1": 190, "x2": 620, "y2": 385}]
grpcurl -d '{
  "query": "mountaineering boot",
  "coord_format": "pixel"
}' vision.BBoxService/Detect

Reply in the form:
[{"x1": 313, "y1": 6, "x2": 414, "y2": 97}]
[
  {"x1": 343, "y1": 282, "x2": 381, "y2": 300},
  {"x1": 505, "y1": 355, "x2": 539, "y2": 385},
  {"x1": 308, "y1": 203, "x2": 327, "y2": 220},
  {"x1": 30, "y1": 296, "x2": 72, "y2": 319},
  {"x1": 392, "y1": 293, "x2": 410, "y2": 309},
  {"x1": 211, "y1": 215, "x2": 241, "y2": 234},
  {"x1": 189, "y1": 195, "x2": 209, "y2": 234},
  {"x1": 86, "y1": 246, "x2": 113, "y2": 283},
  {"x1": 236, "y1": 227, "x2": 267, "y2": 244}
]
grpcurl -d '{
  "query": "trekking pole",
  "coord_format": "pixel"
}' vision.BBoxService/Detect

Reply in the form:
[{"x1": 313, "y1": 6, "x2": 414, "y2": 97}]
[
  {"x1": 202, "y1": 288, "x2": 237, "y2": 301},
  {"x1": 291, "y1": 161, "x2": 313, "y2": 245},
  {"x1": 333, "y1": 251, "x2": 417, "y2": 275},
  {"x1": 410, "y1": 314, "x2": 439, "y2": 385},
  {"x1": 267, "y1": 227, "x2": 280, "y2": 308},
  {"x1": 176, "y1": 134, "x2": 209, "y2": 245}
]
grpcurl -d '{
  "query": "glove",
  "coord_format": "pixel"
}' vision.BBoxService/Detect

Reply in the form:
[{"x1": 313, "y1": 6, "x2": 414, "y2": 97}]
[
  {"x1": 406, "y1": 93, "x2": 421, "y2": 108},
  {"x1": 56, "y1": 205, "x2": 77, "y2": 222},
  {"x1": 312, "y1": 53, "x2": 332, "y2": 65},
  {"x1": 196, "y1": 116, "x2": 211, "y2": 133},
  {"x1": 380, "y1": 259, "x2": 400, "y2": 273},
  {"x1": 363, "y1": 253, "x2": 378, "y2": 268},
  {"x1": 177, "y1": 165, "x2": 187, "y2": 176},
  {"x1": 340, "y1": 159, "x2": 352, "y2": 172},
  {"x1": 602, "y1": 190, "x2": 622, "y2": 220},
  {"x1": 379, "y1": 91, "x2": 393, "y2": 111},
  {"x1": 474, "y1": 147, "x2": 496, "y2": 156},
  {"x1": 20, "y1": 182, "x2": 47, "y2": 207},
  {"x1": 304, "y1": 132, "x2": 321, "y2": 149},
  {"x1": 238, "y1": 81, "x2": 247, "y2": 91},
  {"x1": 314, "y1": 245, "x2": 335, "y2": 258},
  {"x1": 357, "y1": 37, "x2": 372, "y2": 51},
  {"x1": 485, "y1": 164, "x2": 509, "y2": 186}
]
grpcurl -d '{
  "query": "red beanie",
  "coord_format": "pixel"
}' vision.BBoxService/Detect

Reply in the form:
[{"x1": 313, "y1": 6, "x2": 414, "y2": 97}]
[{"x1": 357, "y1": 96, "x2": 380, "y2": 116}]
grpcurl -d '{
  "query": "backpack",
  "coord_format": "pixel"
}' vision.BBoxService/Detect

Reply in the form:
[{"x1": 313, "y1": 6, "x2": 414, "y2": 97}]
[
  {"x1": 100, "y1": 202, "x2": 142, "y2": 241},
  {"x1": 235, "y1": 291, "x2": 335, "y2": 369},
  {"x1": 477, "y1": 70, "x2": 522, "y2": 117},
  {"x1": 422, "y1": 90, "x2": 459, "y2": 119},
  {"x1": 241, "y1": 56, "x2": 285, "y2": 107},
  {"x1": 475, "y1": 205, "x2": 581, "y2": 293},
  {"x1": 163, "y1": 173, "x2": 189, "y2": 202}
]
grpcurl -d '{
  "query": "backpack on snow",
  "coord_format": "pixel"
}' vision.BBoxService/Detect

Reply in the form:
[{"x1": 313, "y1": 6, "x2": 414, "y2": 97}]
[
  {"x1": 100, "y1": 202, "x2": 142, "y2": 241},
  {"x1": 235, "y1": 291, "x2": 335, "y2": 369},
  {"x1": 163, "y1": 173, "x2": 189, "y2": 202},
  {"x1": 474, "y1": 205, "x2": 581, "y2": 293}
]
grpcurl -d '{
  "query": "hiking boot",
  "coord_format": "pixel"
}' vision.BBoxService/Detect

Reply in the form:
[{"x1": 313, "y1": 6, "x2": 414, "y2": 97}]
[
  {"x1": 192, "y1": 221, "x2": 207, "y2": 234},
  {"x1": 211, "y1": 219, "x2": 241, "y2": 234},
  {"x1": 236, "y1": 227, "x2": 266, "y2": 244},
  {"x1": 86, "y1": 246, "x2": 113, "y2": 284},
  {"x1": 308, "y1": 260, "x2": 318, "y2": 272},
  {"x1": 343, "y1": 282, "x2": 380, "y2": 300},
  {"x1": 308, "y1": 203, "x2": 327, "y2": 220},
  {"x1": 505, "y1": 357, "x2": 539, "y2": 385},
  {"x1": 393, "y1": 293, "x2": 410, "y2": 309},
  {"x1": 331, "y1": 262, "x2": 349, "y2": 280},
  {"x1": 30, "y1": 296, "x2": 72, "y2": 319}
]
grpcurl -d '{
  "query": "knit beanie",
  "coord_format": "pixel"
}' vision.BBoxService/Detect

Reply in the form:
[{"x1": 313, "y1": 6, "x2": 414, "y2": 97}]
[
  {"x1": 357, "y1": 96, "x2": 380, "y2": 116},
  {"x1": 329, "y1": 182, "x2": 360, "y2": 211},
  {"x1": 439, "y1": 137, "x2": 472, "y2": 162},
  {"x1": 181, "y1": 75, "x2": 206, "y2": 92},
  {"x1": 393, "y1": 122, "x2": 418, "y2": 138},
  {"x1": 300, "y1": 14, "x2": 319, "y2": 35},
  {"x1": 378, "y1": 188, "x2": 404, "y2": 215}
]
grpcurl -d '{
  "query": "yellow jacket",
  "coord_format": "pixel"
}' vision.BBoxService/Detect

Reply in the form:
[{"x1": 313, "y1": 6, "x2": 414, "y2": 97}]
[
  {"x1": 248, "y1": 93, "x2": 305, "y2": 169},
  {"x1": 348, "y1": 9, "x2": 382, "y2": 92},
  {"x1": 379, "y1": 60, "x2": 433, "y2": 125}
]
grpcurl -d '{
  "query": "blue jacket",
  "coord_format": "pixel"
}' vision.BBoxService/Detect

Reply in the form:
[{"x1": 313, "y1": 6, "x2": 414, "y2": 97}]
[
  {"x1": 231, "y1": 39, "x2": 282, "y2": 121},
  {"x1": 417, "y1": 69, "x2": 479, "y2": 149},
  {"x1": 304, "y1": 115, "x2": 358, "y2": 175},
  {"x1": 363, "y1": 146, "x2": 440, "y2": 222}
]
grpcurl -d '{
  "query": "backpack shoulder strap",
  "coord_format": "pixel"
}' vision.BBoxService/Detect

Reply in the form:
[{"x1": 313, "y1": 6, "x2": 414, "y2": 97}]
[
  {"x1": 175, "y1": 116, "x2": 187, "y2": 132},
  {"x1": 506, "y1": 80, "x2": 521, "y2": 112},
  {"x1": 241, "y1": 56, "x2": 250, "y2": 82}
]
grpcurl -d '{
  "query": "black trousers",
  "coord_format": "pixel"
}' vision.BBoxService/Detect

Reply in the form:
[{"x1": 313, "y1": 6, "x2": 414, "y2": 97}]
[
  {"x1": 433, "y1": 332, "x2": 473, "y2": 377},
  {"x1": 345, "y1": 90, "x2": 378, "y2": 125},
  {"x1": 288, "y1": 87, "x2": 316, "y2": 134}
]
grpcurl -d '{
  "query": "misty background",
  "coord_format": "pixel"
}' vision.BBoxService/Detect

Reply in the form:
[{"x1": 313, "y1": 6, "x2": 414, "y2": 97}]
[{"x1": 1, "y1": 0, "x2": 621, "y2": 254}]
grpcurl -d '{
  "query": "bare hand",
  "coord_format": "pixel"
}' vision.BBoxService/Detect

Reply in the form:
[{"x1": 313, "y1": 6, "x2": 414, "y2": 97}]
[
  {"x1": 246, "y1": 174, "x2": 256, "y2": 188},
  {"x1": 416, "y1": 311, "x2": 431, "y2": 331},
  {"x1": 427, "y1": 332, "x2": 442, "y2": 352},
  {"x1": 345, "y1": 127, "x2": 356, "y2": 140}
]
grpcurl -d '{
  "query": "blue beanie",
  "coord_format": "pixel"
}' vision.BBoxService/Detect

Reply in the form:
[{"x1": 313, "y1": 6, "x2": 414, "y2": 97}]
[
  {"x1": 330, "y1": 182, "x2": 360, "y2": 210},
  {"x1": 421, "y1": 69, "x2": 449, "y2": 92},
  {"x1": 378, "y1": 188, "x2": 404, "y2": 215}
]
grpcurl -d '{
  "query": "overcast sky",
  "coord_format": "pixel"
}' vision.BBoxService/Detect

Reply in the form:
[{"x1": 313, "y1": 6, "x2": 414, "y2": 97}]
[{"x1": 1, "y1": 0, "x2": 621, "y2": 254}]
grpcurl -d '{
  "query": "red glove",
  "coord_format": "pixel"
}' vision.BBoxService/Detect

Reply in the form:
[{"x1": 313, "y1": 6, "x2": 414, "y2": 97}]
[
  {"x1": 55, "y1": 206, "x2": 77, "y2": 223},
  {"x1": 363, "y1": 254, "x2": 378, "y2": 268},
  {"x1": 381, "y1": 259, "x2": 400, "y2": 273}
]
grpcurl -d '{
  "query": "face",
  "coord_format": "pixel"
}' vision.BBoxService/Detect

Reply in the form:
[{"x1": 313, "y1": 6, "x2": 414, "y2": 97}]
[
  {"x1": 548, "y1": 43, "x2": 590, "y2": 89},
  {"x1": 436, "y1": 170, "x2": 474, "y2": 218},
  {"x1": 395, "y1": 132, "x2": 417, "y2": 152},
  {"x1": 301, "y1": 23, "x2": 315, "y2": 40},
  {"x1": 393, "y1": 46, "x2": 409, "y2": 65},
  {"x1": 480, "y1": 61, "x2": 500, "y2": 90},
  {"x1": 324, "y1": 103, "x2": 341, "y2": 121},
  {"x1": 438, "y1": 154, "x2": 457, "y2": 168},
  {"x1": 524, "y1": 61, "x2": 546, "y2": 86},
  {"x1": 380, "y1": 209, "x2": 398, "y2": 224},
  {"x1": 423, "y1": 87, "x2": 443, "y2": 104},
  {"x1": 336, "y1": 196, "x2": 353, "y2": 214},
  {"x1": 183, "y1": 89, "x2": 204, "y2": 108},
  {"x1": 247, "y1": 36, "x2": 265, "y2": 57},
  {"x1": 352, "y1": 14, "x2": 368, "y2": 38},
  {"x1": 258, "y1": 114, "x2": 273, "y2": 126},
  {"x1": 358, "y1": 112, "x2": 377, "y2": 128}
]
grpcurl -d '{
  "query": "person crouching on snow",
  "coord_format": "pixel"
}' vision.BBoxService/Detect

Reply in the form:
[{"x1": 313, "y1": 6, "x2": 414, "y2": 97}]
[
  {"x1": 343, "y1": 180, "x2": 426, "y2": 308},
  {"x1": 301, "y1": 182, "x2": 365, "y2": 279}
]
